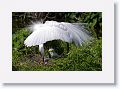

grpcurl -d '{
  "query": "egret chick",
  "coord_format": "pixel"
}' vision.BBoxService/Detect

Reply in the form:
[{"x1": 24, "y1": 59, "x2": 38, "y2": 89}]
[{"x1": 48, "y1": 48, "x2": 60, "y2": 58}]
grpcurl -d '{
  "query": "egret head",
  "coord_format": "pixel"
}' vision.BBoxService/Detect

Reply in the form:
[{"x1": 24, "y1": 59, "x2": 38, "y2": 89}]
[
  {"x1": 48, "y1": 48, "x2": 59, "y2": 58},
  {"x1": 48, "y1": 48, "x2": 54, "y2": 58},
  {"x1": 48, "y1": 48, "x2": 55, "y2": 53}
]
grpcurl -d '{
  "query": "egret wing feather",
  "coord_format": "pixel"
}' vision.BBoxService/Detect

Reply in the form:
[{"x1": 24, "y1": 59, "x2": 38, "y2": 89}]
[
  {"x1": 61, "y1": 22, "x2": 92, "y2": 46},
  {"x1": 45, "y1": 21, "x2": 92, "y2": 46},
  {"x1": 24, "y1": 26, "x2": 71, "y2": 46},
  {"x1": 24, "y1": 21, "x2": 92, "y2": 47}
]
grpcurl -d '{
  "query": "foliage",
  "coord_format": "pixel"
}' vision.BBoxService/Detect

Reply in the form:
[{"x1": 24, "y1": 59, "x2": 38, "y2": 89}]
[{"x1": 12, "y1": 29, "x2": 102, "y2": 71}]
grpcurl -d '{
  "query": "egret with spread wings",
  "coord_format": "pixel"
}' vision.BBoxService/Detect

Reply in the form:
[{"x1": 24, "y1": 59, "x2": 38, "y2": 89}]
[{"x1": 24, "y1": 21, "x2": 92, "y2": 64}]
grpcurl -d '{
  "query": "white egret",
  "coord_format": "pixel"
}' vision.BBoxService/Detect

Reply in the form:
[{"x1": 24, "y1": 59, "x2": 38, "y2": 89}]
[{"x1": 24, "y1": 21, "x2": 92, "y2": 64}]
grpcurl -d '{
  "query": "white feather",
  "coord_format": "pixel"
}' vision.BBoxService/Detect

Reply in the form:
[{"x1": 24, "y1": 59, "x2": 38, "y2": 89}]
[
  {"x1": 24, "y1": 21, "x2": 92, "y2": 47},
  {"x1": 24, "y1": 22, "x2": 71, "y2": 46},
  {"x1": 61, "y1": 22, "x2": 92, "y2": 46}
]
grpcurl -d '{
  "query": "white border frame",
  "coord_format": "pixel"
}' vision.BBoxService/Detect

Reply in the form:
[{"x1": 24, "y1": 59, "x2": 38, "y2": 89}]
[{"x1": 0, "y1": 0, "x2": 114, "y2": 83}]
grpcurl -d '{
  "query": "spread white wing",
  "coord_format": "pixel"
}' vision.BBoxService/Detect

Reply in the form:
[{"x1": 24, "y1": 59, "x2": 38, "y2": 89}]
[
  {"x1": 24, "y1": 21, "x2": 92, "y2": 47},
  {"x1": 24, "y1": 23, "x2": 71, "y2": 47}
]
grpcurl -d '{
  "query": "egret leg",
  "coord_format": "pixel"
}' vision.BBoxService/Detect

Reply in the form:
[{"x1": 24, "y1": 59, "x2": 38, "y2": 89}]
[
  {"x1": 42, "y1": 56, "x2": 44, "y2": 63},
  {"x1": 66, "y1": 42, "x2": 69, "y2": 53},
  {"x1": 43, "y1": 56, "x2": 48, "y2": 65}
]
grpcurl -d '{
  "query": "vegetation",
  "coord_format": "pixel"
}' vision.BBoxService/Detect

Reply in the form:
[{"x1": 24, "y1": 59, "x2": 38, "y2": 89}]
[{"x1": 12, "y1": 12, "x2": 102, "y2": 71}]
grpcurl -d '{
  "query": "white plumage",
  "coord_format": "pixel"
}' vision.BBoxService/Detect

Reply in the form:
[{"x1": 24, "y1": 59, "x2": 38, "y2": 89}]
[
  {"x1": 24, "y1": 21, "x2": 92, "y2": 63},
  {"x1": 24, "y1": 21, "x2": 71, "y2": 46},
  {"x1": 24, "y1": 21, "x2": 91, "y2": 46}
]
